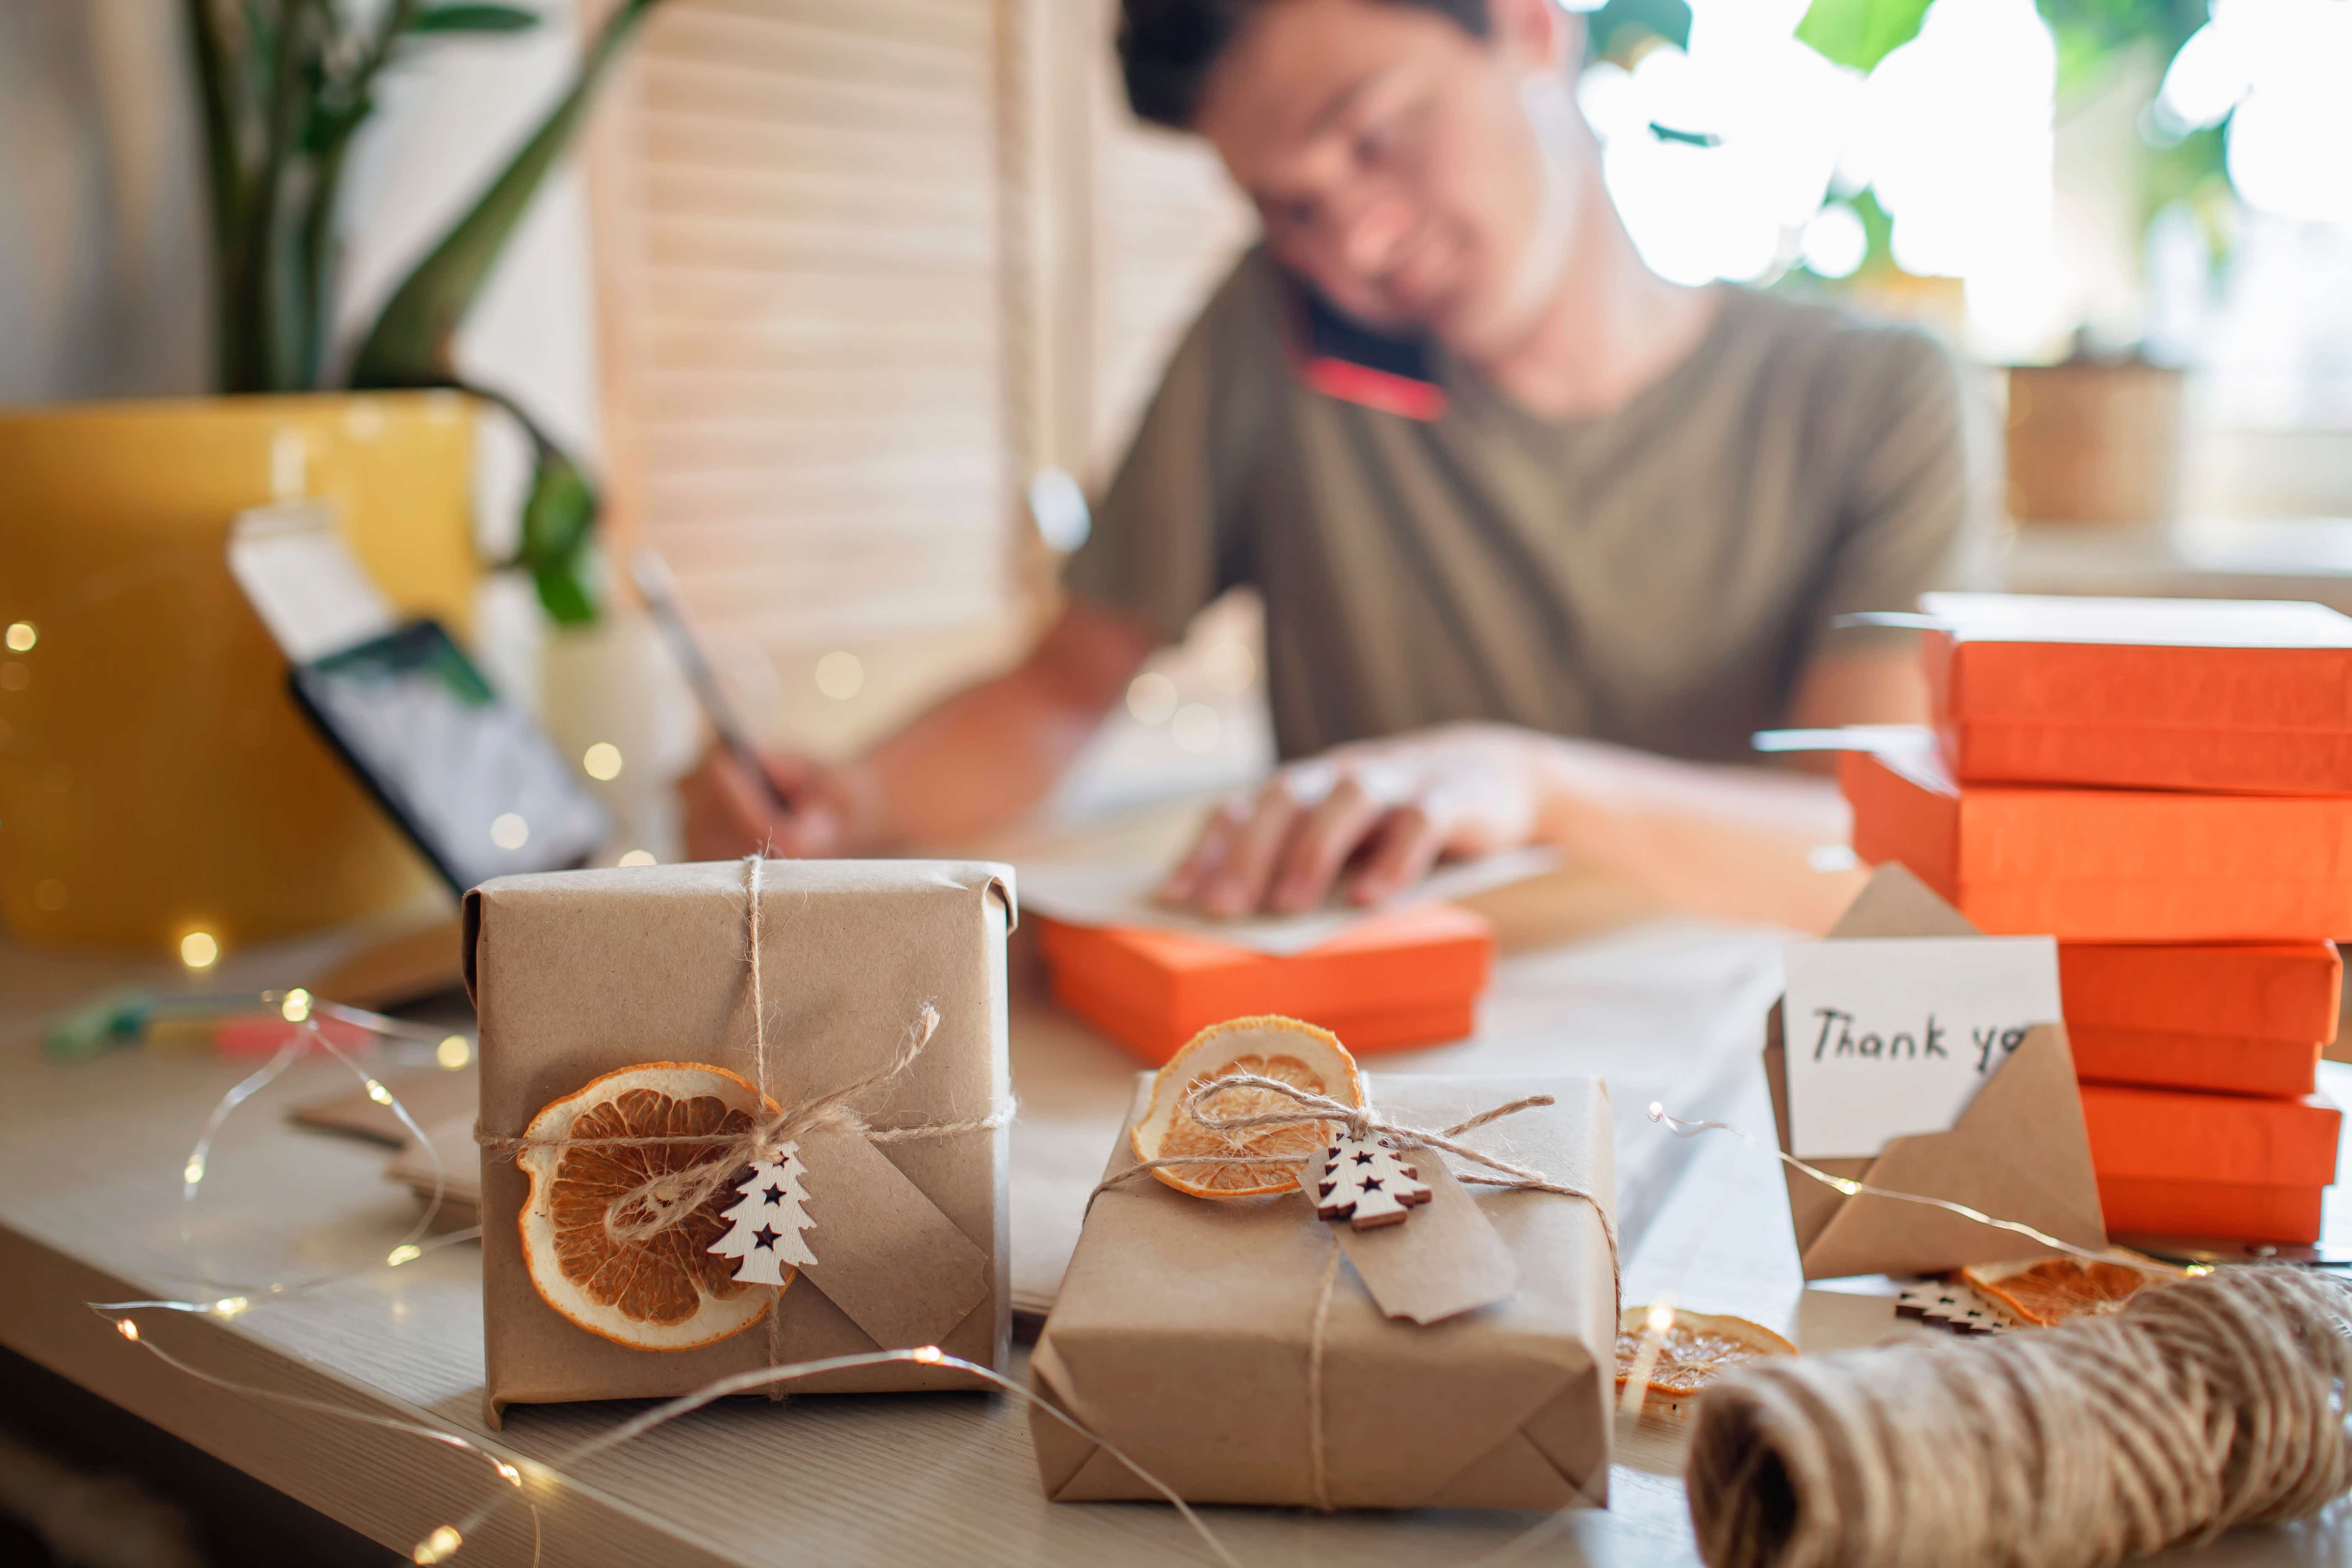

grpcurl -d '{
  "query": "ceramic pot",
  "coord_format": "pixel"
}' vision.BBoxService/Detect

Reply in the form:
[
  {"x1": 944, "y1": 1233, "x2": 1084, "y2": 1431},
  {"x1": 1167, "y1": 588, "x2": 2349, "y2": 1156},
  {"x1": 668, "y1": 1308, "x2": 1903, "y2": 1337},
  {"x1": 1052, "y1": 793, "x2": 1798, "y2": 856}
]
[{"x1": 0, "y1": 392, "x2": 479, "y2": 954}]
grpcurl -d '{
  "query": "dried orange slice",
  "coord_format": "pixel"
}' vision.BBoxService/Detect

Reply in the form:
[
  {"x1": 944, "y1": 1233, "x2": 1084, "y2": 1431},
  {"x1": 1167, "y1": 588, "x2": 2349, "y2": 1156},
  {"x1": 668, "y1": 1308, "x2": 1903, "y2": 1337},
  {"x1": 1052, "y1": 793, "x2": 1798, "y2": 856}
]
[
  {"x1": 516, "y1": 1062, "x2": 787, "y2": 1351},
  {"x1": 1615, "y1": 1307, "x2": 1795, "y2": 1408},
  {"x1": 1131, "y1": 1016, "x2": 1364, "y2": 1199},
  {"x1": 1960, "y1": 1256, "x2": 2162, "y2": 1327}
]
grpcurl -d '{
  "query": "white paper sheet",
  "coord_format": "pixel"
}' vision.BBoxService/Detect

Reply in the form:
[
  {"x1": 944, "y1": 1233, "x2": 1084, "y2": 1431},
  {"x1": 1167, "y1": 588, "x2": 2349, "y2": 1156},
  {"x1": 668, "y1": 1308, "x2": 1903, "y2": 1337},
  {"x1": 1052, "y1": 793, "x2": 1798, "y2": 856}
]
[
  {"x1": 226, "y1": 502, "x2": 396, "y2": 662},
  {"x1": 1782, "y1": 934, "x2": 2062, "y2": 1159},
  {"x1": 1016, "y1": 846, "x2": 1561, "y2": 955}
]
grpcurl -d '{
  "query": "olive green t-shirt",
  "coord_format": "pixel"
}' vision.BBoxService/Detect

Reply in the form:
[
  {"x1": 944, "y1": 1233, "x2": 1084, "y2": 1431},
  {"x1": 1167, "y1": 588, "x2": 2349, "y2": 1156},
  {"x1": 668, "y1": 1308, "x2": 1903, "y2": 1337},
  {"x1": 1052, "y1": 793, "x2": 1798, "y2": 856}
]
[{"x1": 1065, "y1": 248, "x2": 1989, "y2": 763}]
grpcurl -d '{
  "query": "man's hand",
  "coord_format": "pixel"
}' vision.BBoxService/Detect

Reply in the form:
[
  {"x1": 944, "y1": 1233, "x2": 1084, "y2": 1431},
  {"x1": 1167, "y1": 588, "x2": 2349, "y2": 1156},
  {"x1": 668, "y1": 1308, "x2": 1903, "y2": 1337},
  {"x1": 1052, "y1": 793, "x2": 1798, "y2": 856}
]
[
  {"x1": 678, "y1": 745, "x2": 879, "y2": 861},
  {"x1": 1160, "y1": 725, "x2": 1545, "y2": 918}
]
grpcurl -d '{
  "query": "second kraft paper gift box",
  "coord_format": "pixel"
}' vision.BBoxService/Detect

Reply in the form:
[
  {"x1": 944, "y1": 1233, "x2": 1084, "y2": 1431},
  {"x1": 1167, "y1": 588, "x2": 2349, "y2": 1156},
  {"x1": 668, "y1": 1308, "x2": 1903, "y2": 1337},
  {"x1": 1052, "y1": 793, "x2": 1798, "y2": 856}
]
[
  {"x1": 466, "y1": 859, "x2": 1015, "y2": 1425},
  {"x1": 1029, "y1": 1072, "x2": 1617, "y2": 1509}
]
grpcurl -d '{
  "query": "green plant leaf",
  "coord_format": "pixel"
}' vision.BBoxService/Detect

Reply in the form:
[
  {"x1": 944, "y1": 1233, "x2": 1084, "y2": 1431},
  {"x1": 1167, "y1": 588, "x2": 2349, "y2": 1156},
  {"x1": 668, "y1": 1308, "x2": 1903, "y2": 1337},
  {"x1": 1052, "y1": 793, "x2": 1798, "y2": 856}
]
[
  {"x1": 1796, "y1": 0, "x2": 1933, "y2": 71},
  {"x1": 349, "y1": 0, "x2": 663, "y2": 387},
  {"x1": 410, "y1": 4, "x2": 539, "y2": 33},
  {"x1": 521, "y1": 444, "x2": 601, "y2": 624}
]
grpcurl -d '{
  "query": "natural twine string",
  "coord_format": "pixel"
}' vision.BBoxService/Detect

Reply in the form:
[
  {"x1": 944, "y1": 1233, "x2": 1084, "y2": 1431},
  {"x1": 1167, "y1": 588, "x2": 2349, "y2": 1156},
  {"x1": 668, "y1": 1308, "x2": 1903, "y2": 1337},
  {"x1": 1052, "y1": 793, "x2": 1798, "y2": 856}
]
[
  {"x1": 1686, "y1": 1264, "x2": 2352, "y2": 1568},
  {"x1": 475, "y1": 856, "x2": 1015, "y2": 1390},
  {"x1": 1094, "y1": 1072, "x2": 1620, "y2": 1511},
  {"x1": 476, "y1": 856, "x2": 1014, "y2": 1246},
  {"x1": 1094, "y1": 1073, "x2": 1620, "y2": 1279}
]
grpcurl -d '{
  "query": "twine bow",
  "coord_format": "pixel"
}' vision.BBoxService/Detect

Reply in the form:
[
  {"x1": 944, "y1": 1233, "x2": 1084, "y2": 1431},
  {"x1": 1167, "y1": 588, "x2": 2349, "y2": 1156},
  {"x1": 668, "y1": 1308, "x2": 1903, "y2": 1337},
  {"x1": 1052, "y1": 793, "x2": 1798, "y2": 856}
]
[
  {"x1": 1101, "y1": 1072, "x2": 1621, "y2": 1274},
  {"x1": 478, "y1": 856, "x2": 1013, "y2": 1253}
]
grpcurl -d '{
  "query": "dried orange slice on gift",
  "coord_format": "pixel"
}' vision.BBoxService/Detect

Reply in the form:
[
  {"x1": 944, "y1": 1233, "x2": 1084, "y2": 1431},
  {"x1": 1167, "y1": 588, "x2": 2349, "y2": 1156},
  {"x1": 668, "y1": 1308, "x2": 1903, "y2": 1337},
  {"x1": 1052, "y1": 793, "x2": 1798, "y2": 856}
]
[
  {"x1": 1130, "y1": 1016, "x2": 1364, "y2": 1199},
  {"x1": 1959, "y1": 1256, "x2": 2163, "y2": 1327},
  {"x1": 1615, "y1": 1307, "x2": 1795, "y2": 1411},
  {"x1": 516, "y1": 1062, "x2": 787, "y2": 1351}
]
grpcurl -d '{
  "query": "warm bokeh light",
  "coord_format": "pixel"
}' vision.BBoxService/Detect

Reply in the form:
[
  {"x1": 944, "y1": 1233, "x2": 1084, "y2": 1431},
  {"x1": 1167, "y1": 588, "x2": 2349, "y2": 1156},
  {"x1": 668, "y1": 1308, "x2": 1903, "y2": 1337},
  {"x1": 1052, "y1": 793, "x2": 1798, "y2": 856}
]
[
  {"x1": 617, "y1": 848, "x2": 657, "y2": 867},
  {"x1": 179, "y1": 931, "x2": 220, "y2": 970},
  {"x1": 1171, "y1": 703, "x2": 1222, "y2": 754},
  {"x1": 436, "y1": 1034, "x2": 472, "y2": 1070},
  {"x1": 582, "y1": 742, "x2": 624, "y2": 781},
  {"x1": 280, "y1": 988, "x2": 312, "y2": 1023},
  {"x1": 1202, "y1": 640, "x2": 1257, "y2": 695},
  {"x1": 1126, "y1": 671, "x2": 1177, "y2": 725},
  {"x1": 3, "y1": 622, "x2": 34, "y2": 652},
  {"x1": 388, "y1": 1243, "x2": 424, "y2": 1266},
  {"x1": 815, "y1": 650, "x2": 864, "y2": 701},
  {"x1": 490, "y1": 812, "x2": 529, "y2": 850},
  {"x1": 413, "y1": 1525, "x2": 462, "y2": 1565}
]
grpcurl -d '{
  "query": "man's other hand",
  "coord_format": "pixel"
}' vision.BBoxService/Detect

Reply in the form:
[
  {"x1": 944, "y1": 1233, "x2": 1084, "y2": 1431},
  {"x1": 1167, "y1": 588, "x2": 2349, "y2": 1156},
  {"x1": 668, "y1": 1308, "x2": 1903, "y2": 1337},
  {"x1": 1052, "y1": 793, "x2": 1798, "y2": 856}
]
[
  {"x1": 678, "y1": 744, "x2": 877, "y2": 861},
  {"x1": 1159, "y1": 724, "x2": 1544, "y2": 918}
]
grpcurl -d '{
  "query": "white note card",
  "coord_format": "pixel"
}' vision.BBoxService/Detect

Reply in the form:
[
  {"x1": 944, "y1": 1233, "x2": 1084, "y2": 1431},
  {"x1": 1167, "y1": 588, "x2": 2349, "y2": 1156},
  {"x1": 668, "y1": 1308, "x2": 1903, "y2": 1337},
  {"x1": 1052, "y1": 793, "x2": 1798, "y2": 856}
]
[{"x1": 1782, "y1": 936, "x2": 2062, "y2": 1159}]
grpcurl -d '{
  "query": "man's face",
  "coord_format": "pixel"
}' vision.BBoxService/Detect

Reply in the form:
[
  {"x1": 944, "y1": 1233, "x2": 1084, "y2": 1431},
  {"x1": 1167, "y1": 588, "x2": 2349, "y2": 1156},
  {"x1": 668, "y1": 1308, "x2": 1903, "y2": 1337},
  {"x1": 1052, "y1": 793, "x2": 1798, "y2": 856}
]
[{"x1": 1195, "y1": 0, "x2": 1578, "y2": 359}]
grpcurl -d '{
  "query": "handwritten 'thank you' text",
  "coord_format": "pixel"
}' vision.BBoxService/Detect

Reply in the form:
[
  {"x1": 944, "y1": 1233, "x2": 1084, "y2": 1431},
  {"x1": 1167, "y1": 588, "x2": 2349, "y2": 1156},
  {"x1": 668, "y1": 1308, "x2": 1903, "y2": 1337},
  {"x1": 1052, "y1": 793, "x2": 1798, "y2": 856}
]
[{"x1": 1810, "y1": 1010, "x2": 2029, "y2": 1073}]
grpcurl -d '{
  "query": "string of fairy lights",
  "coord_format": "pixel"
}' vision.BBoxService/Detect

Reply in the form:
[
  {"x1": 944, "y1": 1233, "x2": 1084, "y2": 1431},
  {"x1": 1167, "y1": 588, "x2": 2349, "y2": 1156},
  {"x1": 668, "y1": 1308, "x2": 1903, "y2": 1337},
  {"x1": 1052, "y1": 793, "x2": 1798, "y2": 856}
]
[{"x1": 76, "y1": 990, "x2": 2202, "y2": 1564}]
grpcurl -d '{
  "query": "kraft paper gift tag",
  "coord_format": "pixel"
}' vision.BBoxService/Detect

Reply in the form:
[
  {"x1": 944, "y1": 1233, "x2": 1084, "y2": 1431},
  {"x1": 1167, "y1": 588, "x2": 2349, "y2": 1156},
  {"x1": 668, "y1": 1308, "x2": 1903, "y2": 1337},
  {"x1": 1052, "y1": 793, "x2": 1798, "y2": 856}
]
[
  {"x1": 467, "y1": 859, "x2": 1014, "y2": 1424},
  {"x1": 1764, "y1": 864, "x2": 2107, "y2": 1279}
]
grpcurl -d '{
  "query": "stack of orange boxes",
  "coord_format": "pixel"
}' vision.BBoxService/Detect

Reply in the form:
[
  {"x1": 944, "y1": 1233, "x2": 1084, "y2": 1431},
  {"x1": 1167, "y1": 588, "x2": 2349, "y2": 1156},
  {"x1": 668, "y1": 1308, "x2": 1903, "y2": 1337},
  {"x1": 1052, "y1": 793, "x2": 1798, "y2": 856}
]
[{"x1": 1842, "y1": 593, "x2": 2351, "y2": 1243}]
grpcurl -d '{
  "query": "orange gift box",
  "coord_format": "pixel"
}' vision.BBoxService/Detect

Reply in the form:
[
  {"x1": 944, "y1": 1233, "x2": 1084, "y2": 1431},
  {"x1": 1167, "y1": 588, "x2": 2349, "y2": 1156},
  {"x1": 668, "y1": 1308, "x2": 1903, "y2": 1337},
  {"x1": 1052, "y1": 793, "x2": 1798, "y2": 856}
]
[
  {"x1": 1919, "y1": 592, "x2": 2352, "y2": 795},
  {"x1": 2058, "y1": 941, "x2": 2339, "y2": 1098},
  {"x1": 1035, "y1": 904, "x2": 1493, "y2": 1065},
  {"x1": 2078, "y1": 1083, "x2": 2342, "y2": 1243},
  {"x1": 1841, "y1": 746, "x2": 2352, "y2": 941},
  {"x1": 2067, "y1": 1026, "x2": 2322, "y2": 1099}
]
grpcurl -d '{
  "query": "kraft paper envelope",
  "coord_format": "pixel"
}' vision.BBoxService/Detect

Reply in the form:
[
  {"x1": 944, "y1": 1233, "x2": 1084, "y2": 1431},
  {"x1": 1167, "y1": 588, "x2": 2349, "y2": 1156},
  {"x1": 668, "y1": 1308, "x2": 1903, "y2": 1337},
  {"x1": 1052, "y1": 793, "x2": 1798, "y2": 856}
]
[
  {"x1": 466, "y1": 859, "x2": 1014, "y2": 1424},
  {"x1": 1764, "y1": 864, "x2": 2107, "y2": 1280},
  {"x1": 1030, "y1": 1073, "x2": 1616, "y2": 1511}
]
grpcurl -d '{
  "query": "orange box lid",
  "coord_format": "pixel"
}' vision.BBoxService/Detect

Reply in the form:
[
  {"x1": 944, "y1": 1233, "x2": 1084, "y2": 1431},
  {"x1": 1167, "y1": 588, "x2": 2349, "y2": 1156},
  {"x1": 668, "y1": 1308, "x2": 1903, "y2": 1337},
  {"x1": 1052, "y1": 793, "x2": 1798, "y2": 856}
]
[
  {"x1": 2097, "y1": 1176, "x2": 2323, "y2": 1245},
  {"x1": 2078, "y1": 1082, "x2": 2341, "y2": 1187},
  {"x1": 1842, "y1": 747, "x2": 2352, "y2": 941},
  {"x1": 1918, "y1": 594, "x2": 2352, "y2": 794},
  {"x1": 1921, "y1": 593, "x2": 2352, "y2": 724},
  {"x1": 2069, "y1": 1024, "x2": 2321, "y2": 1100},
  {"x1": 2060, "y1": 941, "x2": 2340, "y2": 1043},
  {"x1": 1034, "y1": 904, "x2": 1493, "y2": 1063}
]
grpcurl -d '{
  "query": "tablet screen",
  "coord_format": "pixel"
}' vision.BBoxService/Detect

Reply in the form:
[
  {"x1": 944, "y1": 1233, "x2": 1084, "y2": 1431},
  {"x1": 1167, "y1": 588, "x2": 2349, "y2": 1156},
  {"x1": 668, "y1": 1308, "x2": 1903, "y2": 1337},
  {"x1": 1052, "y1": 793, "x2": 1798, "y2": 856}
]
[{"x1": 291, "y1": 621, "x2": 608, "y2": 891}]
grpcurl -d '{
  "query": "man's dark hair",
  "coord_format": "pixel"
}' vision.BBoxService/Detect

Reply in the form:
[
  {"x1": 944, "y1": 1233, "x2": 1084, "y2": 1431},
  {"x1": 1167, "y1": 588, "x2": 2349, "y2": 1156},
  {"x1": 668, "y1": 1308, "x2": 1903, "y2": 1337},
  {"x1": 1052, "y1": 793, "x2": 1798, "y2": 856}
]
[{"x1": 1119, "y1": 0, "x2": 1493, "y2": 129}]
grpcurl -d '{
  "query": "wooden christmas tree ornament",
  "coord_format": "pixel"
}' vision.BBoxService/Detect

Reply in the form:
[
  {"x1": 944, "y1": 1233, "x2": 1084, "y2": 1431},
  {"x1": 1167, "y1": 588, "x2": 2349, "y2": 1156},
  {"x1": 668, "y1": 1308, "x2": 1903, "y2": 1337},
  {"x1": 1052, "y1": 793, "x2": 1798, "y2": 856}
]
[{"x1": 1315, "y1": 1132, "x2": 1432, "y2": 1230}]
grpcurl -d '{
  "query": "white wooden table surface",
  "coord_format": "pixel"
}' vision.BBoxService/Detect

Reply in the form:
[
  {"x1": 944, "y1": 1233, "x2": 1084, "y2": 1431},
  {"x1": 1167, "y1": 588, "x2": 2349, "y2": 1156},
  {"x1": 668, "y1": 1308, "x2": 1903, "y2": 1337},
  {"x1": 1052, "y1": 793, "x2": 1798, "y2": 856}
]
[{"x1": 5, "y1": 907, "x2": 2349, "y2": 1567}]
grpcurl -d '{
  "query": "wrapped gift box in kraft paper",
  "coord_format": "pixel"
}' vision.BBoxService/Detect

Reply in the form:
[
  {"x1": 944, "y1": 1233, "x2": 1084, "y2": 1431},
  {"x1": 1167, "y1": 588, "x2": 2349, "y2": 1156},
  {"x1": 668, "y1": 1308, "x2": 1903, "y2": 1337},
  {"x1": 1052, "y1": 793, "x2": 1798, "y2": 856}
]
[
  {"x1": 467, "y1": 859, "x2": 1014, "y2": 1424},
  {"x1": 1030, "y1": 1072, "x2": 1616, "y2": 1510}
]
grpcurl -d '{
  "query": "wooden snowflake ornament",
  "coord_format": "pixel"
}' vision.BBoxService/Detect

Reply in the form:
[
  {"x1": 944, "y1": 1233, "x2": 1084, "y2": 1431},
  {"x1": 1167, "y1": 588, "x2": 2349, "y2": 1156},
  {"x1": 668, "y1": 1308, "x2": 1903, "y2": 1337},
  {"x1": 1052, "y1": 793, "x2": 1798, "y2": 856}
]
[
  {"x1": 1315, "y1": 1131, "x2": 1432, "y2": 1230},
  {"x1": 708, "y1": 1141, "x2": 818, "y2": 1284}
]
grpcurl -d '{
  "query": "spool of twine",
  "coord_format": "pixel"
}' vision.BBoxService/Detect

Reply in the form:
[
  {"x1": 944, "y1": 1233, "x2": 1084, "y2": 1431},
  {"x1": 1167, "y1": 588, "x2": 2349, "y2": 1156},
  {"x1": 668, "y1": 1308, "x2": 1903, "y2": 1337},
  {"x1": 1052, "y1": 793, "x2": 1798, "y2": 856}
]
[{"x1": 1686, "y1": 1266, "x2": 2352, "y2": 1568}]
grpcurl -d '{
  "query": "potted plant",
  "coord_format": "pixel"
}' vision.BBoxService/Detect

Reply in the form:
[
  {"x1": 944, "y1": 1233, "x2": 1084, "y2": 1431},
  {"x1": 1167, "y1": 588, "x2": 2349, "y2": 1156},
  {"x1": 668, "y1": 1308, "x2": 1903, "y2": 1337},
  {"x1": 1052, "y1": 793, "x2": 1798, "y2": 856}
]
[{"x1": 0, "y1": 0, "x2": 661, "y2": 954}]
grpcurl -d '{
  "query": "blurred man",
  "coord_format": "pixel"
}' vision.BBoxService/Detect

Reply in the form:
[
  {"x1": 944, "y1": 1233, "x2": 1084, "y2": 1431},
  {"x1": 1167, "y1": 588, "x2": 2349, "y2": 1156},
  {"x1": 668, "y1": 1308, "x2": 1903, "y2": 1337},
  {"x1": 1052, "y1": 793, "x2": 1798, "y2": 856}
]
[{"x1": 683, "y1": 0, "x2": 1986, "y2": 930}]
